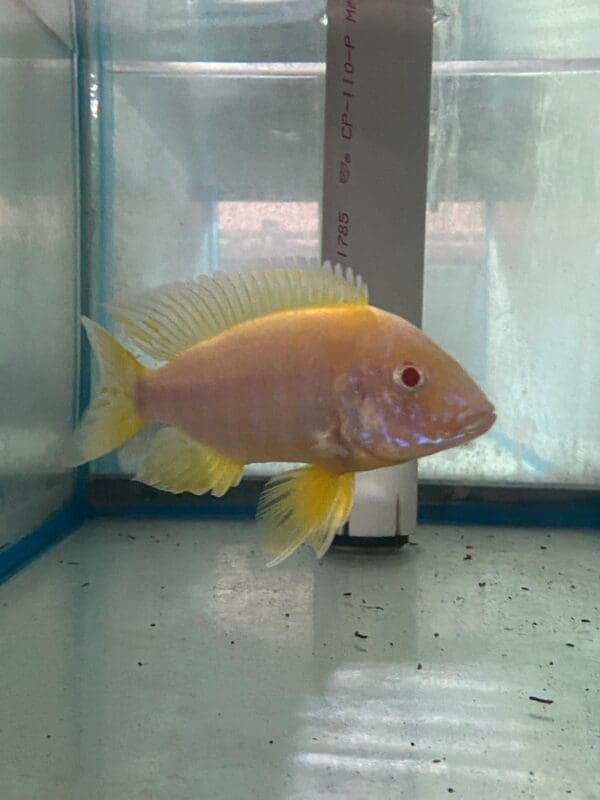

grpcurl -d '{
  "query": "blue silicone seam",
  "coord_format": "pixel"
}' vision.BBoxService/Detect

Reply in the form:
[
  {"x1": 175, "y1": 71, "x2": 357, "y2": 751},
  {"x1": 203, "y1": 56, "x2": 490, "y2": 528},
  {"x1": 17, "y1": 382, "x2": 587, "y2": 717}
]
[
  {"x1": 1, "y1": 490, "x2": 597, "y2": 585},
  {"x1": 0, "y1": 502, "x2": 88, "y2": 586}
]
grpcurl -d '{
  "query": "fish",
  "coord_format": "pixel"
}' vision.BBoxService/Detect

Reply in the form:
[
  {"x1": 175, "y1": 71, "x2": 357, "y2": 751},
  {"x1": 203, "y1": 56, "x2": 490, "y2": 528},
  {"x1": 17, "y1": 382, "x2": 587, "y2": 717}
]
[{"x1": 69, "y1": 261, "x2": 495, "y2": 566}]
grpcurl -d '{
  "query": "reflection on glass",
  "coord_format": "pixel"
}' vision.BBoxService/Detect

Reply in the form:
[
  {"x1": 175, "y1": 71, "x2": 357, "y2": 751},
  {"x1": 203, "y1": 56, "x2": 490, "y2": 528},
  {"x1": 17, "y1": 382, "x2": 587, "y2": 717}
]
[
  {"x1": 0, "y1": 2, "x2": 76, "y2": 547},
  {"x1": 97, "y1": 3, "x2": 599, "y2": 487}
]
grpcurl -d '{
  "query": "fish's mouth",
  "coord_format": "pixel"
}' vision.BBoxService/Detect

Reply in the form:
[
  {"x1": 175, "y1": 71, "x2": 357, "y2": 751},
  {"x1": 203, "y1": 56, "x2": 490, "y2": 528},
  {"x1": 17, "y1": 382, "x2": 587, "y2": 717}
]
[
  {"x1": 461, "y1": 408, "x2": 496, "y2": 439},
  {"x1": 352, "y1": 403, "x2": 496, "y2": 465},
  {"x1": 413, "y1": 406, "x2": 496, "y2": 454}
]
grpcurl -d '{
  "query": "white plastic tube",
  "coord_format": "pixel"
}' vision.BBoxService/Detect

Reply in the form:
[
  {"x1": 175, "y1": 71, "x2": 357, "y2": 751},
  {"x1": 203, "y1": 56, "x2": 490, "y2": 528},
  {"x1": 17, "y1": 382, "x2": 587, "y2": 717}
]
[{"x1": 321, "y1": 0, "x2": 434, "y2": 538}]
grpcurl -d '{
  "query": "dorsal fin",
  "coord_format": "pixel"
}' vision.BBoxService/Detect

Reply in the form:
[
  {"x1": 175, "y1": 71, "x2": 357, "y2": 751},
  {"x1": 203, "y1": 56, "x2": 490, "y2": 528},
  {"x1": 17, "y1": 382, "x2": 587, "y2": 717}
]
[{"x1": 108, "y1": 258, "x2": 368, "y2": 362}]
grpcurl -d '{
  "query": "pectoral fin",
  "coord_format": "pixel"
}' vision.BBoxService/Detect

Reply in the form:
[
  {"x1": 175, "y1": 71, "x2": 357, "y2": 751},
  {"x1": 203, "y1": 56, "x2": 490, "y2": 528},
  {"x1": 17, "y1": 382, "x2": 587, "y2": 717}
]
[
  {"x1": 257, "y1": 465, "x2": 354, "y2": 567},
  {"x1": 136, "y1": 427, "x2": 244, "y2": 497}
]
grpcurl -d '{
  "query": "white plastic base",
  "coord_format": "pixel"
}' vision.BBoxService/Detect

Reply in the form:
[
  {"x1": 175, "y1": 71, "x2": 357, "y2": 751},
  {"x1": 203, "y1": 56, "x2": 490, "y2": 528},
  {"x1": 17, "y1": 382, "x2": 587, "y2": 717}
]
[{"x1": 347, "y1": 462, "x2": 417, "y2": 537}]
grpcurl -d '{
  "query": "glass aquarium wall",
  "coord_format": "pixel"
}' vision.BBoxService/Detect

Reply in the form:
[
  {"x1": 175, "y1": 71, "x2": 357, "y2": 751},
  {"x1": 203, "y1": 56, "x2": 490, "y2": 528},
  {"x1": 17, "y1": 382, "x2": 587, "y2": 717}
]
[
  {"x1": 89, "y1": 0, "x2": 327, "y2": 475},
  {"x1": 96, "y1": 0, "x2": 326, "y2": 301},
  {"x1": 0, "y1": 1, "x2": 78, "y2": 548},
  {"x1": 86, "y1": 0, "x2": 599, "y2": 488},
  {"x1": 421, "y1": 0, "x2": 600, "y2": 486}
]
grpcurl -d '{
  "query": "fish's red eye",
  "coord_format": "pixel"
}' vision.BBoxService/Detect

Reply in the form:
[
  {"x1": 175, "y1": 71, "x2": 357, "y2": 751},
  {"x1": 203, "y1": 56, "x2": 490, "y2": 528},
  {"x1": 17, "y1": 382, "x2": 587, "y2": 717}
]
[
  {"x1": 401, "y1": 367, "x2": 421, "y2": 388},
  {"x1": 394, "y1": 365, "x2": 425, "y2": 391}
]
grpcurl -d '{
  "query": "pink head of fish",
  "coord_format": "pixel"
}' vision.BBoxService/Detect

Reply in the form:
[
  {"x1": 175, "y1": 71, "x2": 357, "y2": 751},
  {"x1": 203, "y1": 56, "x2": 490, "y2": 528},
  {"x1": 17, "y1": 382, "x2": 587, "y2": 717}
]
[{"x1": 335, "y1": 312, "x2": 496, "y2": 466}]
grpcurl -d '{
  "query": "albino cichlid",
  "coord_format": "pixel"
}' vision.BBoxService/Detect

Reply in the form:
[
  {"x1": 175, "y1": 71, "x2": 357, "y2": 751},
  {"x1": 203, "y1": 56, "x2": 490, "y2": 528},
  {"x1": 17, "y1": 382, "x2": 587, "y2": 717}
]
[{"x1": 70, "y1": 261, "x2": 495, "y2": 565}]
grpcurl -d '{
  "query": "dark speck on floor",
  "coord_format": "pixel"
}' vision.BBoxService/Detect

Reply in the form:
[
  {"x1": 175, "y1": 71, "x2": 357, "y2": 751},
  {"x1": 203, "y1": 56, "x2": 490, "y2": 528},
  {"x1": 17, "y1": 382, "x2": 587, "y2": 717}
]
[
  {"x1": 463, "y1": 554, "x2": 472, "y2": 561},
  {"x1": 81, "y1": 582, "x2": 89, "y2": 588},
  {"x1": 478, "y1": 581, "x2": 486, "y2": 587},
  {"x1": 343, "y1": 592, "x2": 352, "y2": 596},
  {"x1": 566, "y1": 643, "x2": 575, "y2": 648}
]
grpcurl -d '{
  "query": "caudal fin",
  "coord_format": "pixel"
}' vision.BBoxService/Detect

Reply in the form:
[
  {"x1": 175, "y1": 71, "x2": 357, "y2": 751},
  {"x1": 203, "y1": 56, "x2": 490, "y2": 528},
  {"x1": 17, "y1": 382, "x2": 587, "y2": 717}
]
[
  {"x1": 257, "y1": 465, "x2": 354, "y2": 567},
  {"x1": 68, "y1": 317, "x2": 146, "y2": 466}
]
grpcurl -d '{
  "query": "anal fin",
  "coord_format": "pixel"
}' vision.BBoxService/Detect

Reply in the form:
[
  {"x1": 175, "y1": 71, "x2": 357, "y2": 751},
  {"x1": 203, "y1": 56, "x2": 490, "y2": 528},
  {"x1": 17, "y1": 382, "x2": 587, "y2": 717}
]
[
  {"x1": 136, "y1": 428, "x2": 244, "y2": 497},
  {"x1": 257, "y1": 465, "x2": 354, "y2": 567}
]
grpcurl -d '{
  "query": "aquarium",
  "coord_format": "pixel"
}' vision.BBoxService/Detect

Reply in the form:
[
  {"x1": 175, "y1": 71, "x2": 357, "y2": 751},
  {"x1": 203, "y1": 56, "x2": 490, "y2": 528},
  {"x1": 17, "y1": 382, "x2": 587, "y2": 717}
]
[
  {"x1": 1, "y1": 1, "x2": 598, "y2": 799},
  {"x1": 0, "y1": 0, "x2": 78, "y2": 554}
]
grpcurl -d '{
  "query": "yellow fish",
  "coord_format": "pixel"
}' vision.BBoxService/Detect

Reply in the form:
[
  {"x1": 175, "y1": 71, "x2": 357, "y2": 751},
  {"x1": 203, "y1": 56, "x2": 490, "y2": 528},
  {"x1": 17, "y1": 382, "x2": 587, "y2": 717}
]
[{"x1": 70, "y1": 262, "x2": 495, "y2": 565}]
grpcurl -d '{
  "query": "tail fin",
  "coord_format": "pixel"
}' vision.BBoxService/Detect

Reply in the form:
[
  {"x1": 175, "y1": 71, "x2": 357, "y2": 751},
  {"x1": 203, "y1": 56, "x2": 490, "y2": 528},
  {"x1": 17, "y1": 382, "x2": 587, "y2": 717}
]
[
  {"x1": 68, "y1": 317, "x2": 146, "y2": 466},
  {"x1": 257, "y1": 465, "x2": 354, "y2": 567}
]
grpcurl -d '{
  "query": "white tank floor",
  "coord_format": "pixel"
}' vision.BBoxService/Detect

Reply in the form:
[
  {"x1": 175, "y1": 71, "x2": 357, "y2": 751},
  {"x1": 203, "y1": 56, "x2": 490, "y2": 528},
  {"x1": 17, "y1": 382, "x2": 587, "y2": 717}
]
[{"x1": 1, "y1": 519, "x2": 598, "y2": 800}]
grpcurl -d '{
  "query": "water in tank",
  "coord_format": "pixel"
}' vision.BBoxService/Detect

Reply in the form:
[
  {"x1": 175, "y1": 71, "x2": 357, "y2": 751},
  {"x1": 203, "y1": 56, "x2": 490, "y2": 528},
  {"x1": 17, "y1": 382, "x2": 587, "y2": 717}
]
[{"x1": 1, "y1": 1, "x2": 599, "y2": 798}]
